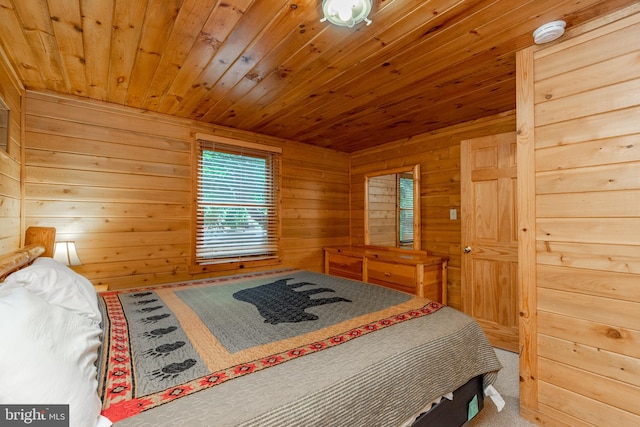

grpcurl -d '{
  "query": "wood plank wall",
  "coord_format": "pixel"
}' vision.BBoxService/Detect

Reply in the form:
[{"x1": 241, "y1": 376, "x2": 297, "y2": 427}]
[
  {"x1": 350, "y1": 111, "x2": 516, "y2": 310},
  {"x1": 23, "y1": 91, "x2": 349, "y2": 290},
  {"x1": 518, "y1": 6, "x2": 640, "y2": 426},
  {"x1": 0, "y1": 46, "x2": 24, "y2": 253}
]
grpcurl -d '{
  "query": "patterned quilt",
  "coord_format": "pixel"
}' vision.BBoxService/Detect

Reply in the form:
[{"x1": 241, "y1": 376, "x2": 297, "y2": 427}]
[{"x1": 97, "y1": 269, "x2": 444, "y2": 423}]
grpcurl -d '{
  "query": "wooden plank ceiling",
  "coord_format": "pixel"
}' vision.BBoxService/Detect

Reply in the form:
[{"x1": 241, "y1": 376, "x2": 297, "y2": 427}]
[{"x1": 0, "y1": 0, "x2": 633, "y2": 152}]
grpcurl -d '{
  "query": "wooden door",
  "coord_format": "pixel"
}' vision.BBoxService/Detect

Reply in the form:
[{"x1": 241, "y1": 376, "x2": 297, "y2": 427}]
[{"x1": 461, "y1": 132, "x2": 519, "y2": 352}]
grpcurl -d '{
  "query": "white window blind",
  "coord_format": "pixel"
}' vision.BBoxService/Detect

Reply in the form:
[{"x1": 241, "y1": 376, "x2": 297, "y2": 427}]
[{"x1": 196, "y1": 139, "x2": 280, "y2": 265}]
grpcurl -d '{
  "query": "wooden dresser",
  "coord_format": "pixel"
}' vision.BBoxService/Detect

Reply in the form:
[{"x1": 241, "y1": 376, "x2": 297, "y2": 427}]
[{"x1": 324, "y1": 246, "x2": 448, "y2": 304}]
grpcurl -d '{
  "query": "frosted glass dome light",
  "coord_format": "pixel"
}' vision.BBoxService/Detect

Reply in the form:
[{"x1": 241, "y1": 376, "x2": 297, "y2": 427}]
[{"x1": 321, "y1": 0, "x2": 372, "y2": 28}]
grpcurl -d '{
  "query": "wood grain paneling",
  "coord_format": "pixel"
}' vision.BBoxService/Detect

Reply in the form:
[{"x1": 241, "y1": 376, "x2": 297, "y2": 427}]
[
  {"x1": 461, "y1": 132, "x2": 519, "y2": 352},
  {"x1": 0, "y1": 0, "x2": 633, "y2": 153},
  {"x1": 23, "y1": 91, "x2": 349, "y2": 289},
  {"x1": 517, "y1": 5, "x2": 640, "y2": 425},
  {"x1": 350, "y1": 110, "x2": 517, "y2": 310},
  {"x1": 0, "y1": 45, "x2": 24, "y2": 253}
]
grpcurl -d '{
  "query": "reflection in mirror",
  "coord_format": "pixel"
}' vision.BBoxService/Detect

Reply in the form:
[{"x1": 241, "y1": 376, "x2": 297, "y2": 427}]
[
  {"x1": 398, "y1": 172, "x2": 414, "y2": 245},
  {"x1": 365, "y1": 164, "x2": 420, "y2": 250},
  {"x1": 0, "y1": 96, "x2": 8, "y2": 153}
]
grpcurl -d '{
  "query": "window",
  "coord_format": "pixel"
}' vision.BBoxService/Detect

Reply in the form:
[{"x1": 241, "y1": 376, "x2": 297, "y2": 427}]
[{"x1": 195, "y1": 135, "x2": 281, "y2": 268}]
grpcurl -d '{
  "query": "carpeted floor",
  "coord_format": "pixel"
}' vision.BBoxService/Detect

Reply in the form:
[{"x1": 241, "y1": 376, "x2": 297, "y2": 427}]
[{"x1": 466, "y1": 348, "x2": 537, "y2": 427}]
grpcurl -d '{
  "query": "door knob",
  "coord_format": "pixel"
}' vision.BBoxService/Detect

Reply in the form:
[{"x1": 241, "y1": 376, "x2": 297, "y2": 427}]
[{"x1": 464, "y1": 246, "x2": 472, "y2": 253}]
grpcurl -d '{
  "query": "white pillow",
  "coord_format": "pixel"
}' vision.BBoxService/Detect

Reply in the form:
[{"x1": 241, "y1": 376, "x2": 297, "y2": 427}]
[
  {"x1": 4, "y1": 257, "x2": 101, "y2": 325},
  {"x1": 0, "y1": 282, "x2": 103, "y2": 427}
]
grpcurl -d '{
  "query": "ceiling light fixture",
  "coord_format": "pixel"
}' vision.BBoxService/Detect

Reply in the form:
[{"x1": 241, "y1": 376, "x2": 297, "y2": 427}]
[
  {"x1": 320, "y1": 0, "x2": 372, "y2": 28},
  {"x1": 533, "y1": 20, "x2": 566, "y2": 44}
]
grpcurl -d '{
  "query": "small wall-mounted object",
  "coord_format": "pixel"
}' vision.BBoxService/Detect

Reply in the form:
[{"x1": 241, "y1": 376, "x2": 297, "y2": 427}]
[
  {"x1": 533, "y1": 20, "x2": 566, "y2": 44},
  {"x1": 54, "y1": 241, "x2": 82, "y2": 266},
  {"x1": 0, "y1": 95, "x2": 9, "y2": 153},
  {"x1": 320, "y1": 0, "x2": 372, "y2": 28}
]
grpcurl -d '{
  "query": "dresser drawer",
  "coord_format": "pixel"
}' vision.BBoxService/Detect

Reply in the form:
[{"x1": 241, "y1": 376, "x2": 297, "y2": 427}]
[
  {"x1": 325, "y1": 246, "x2": 446, "y2": 302},
  {"x1": 327, "y1": 253, "x2": 363, "y2": 281},
  {"x1": 366, "y1": 260, "x2": 416, "y2": 292}
]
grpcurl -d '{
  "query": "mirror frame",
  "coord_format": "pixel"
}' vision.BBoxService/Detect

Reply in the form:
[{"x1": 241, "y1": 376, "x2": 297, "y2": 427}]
[{"x1": 364, "y1": 164, "x2": 421, "y2": 250}]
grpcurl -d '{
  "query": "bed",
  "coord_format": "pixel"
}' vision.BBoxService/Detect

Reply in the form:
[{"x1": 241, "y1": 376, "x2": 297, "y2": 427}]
[{"x1": 0, "y1": 234, "x2": 502, "y2": 427}]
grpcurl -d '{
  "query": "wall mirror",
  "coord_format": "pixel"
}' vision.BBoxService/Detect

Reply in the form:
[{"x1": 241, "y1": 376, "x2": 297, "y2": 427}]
[
  {"x1": 0, "y1": 96, "x2": 8, "y2": 153},
  {"x1": 365, "y1": 164, "x2": 420, "y2": 250}
]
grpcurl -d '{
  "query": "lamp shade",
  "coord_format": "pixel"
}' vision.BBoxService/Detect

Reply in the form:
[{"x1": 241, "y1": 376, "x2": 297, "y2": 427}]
[
  {"x1": 321, "y1": 0, "x2": 372, "y2": 28},
  {"x1": 53, "y1": 241, "x2": 82, "y2": 266}
]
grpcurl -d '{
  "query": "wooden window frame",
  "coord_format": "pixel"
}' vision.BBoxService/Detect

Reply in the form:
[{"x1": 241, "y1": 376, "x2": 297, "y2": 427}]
[{"x1": 189, "y1": 133, "x2": 282, "y2": 274}]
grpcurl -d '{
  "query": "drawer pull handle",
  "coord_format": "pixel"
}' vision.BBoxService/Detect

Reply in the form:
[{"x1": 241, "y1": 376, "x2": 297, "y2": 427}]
[{"x1": 384, "y1": 272, "x2": 392, "y2": 277}]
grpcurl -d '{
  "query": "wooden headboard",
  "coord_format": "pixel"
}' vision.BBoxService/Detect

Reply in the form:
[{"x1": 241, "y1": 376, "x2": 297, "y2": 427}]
[
  {"x1": 25, "y1": 226, "x2": 56, "y2": 257},
  {"x1": 0, "y1": 227, "x2": 56, "y2": 281}
]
